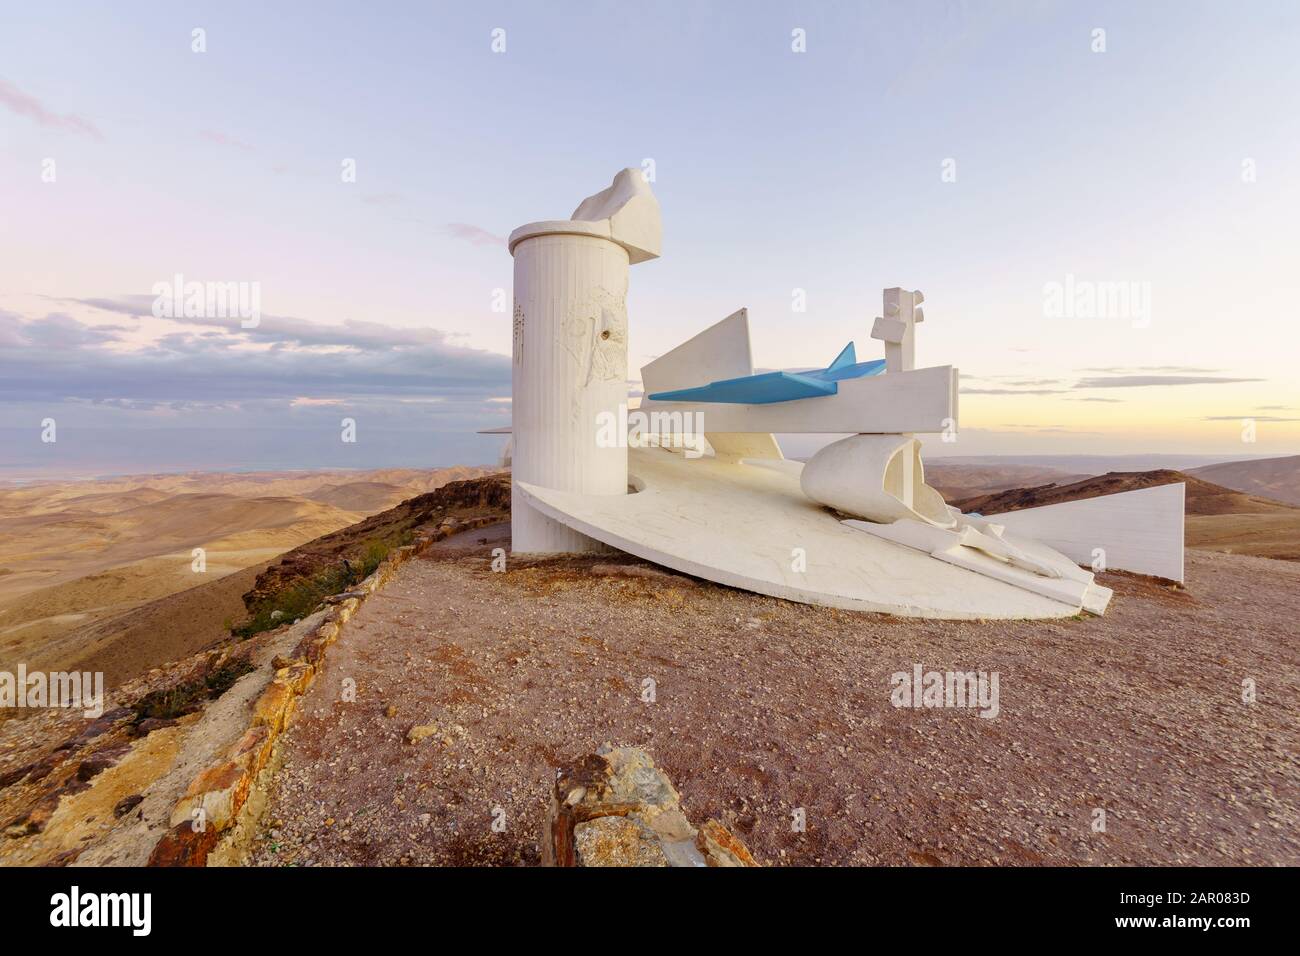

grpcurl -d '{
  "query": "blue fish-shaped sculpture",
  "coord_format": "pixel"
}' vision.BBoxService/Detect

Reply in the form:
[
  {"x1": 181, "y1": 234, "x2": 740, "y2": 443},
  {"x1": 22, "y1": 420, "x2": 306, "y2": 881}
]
[{"x1": 646, "y1": 343, "x2": 886, "y2": 405}]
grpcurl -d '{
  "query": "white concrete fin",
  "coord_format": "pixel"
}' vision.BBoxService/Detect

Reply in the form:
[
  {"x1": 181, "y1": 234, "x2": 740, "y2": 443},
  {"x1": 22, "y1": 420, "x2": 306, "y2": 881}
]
[
  {"x1": 980, "y1": 482, "x2": 1186, "y2": 582},
  {"x1": 640, "y1": 308, "x2": 753, "y2": 395}
]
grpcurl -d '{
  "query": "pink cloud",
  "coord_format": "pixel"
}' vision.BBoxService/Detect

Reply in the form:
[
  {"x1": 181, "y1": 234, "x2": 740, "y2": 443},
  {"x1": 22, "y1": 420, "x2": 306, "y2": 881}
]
[
  {"x1": 199, "y1": 129, "x2": 253, "y2": 150},
  {"x1": 446, "y1": 222, "x2": 506, "y2": 247},
  {"x1": 0, "y1": 78, "x2": 103, "y2": 140}
]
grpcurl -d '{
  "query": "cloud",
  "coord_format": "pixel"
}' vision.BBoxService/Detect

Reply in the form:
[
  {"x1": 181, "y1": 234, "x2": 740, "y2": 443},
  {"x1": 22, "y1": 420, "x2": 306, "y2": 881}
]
[
  {"x1": 959, "y1": 375, "x2": 1070, "y2": 394},
  {"x1": 73, "y1": 295, "x2": 479, "y2": 353},
  {"x1": 1078, "y1": 366, "x2": 1225, "y2": 374},
  {"x1": 987, "y1": 424, "x2": 1103, "y2": 435},
  {"x1": 361, "y1": 192, "x2": 405, "y2": 206},
  {"x1": 1068, "y1": 397, "x2": 1123, "y2": 403},
  {"x1": 1073, "y1": 375, "x2": 1264, "y2": 388},
  {"x1": 0, "y1": 78, "x2": 104, "y2": 140},
  {"x1": 199, "y1": 129, "x2": 253, "y2": 150},
  {"x1": 0, "y1": 304, "x2": 510, "y2": 406},
  {"x1": 446, "y1": 223, "x2": 506, "y2": 247},
  {"x1": 290, "y1": 397, "x2": 346, "y2": 407},
  {"x1": 1202, "y1": 415, "x2": 1300, "y2": 422},
  {"x1": 962, "y1": 387, "x2": 1070, "y2": 395}
]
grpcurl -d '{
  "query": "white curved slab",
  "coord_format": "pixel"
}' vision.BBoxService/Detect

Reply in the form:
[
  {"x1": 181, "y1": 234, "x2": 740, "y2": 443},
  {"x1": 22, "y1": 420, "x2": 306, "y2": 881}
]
[
  {"x1": 515, "y1": 447, "x2": 1082, "y2": 620},
  {"x1": 801, "y1": 434, "x2": 954, "y2": 527}
]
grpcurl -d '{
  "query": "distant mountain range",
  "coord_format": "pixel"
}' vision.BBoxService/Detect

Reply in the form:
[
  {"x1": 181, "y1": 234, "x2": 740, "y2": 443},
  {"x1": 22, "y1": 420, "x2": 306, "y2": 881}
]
[
  {"x1": 1187, "y1": 455, "x2": 1300, "y2": 507},
  {"x1": 936, "y1": 456, "x2": 1300, "y2": 564}
]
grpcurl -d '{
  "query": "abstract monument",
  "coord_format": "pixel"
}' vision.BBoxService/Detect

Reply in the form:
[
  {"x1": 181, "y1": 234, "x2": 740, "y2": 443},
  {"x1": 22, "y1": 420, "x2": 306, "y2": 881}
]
[{"x1": 499, "y1": 169, "x2": 1185, "y2": 619}]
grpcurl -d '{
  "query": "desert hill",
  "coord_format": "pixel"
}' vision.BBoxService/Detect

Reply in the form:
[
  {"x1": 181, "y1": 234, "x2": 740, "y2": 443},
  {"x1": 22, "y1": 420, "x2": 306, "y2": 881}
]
[
  {"x1": 0, "y1": 466, "x2": 499, "y2": 683},
  {"x1": 947, "y1": 468, "x2": 1300, "y2": 563},
  {"x1": 238, "y1": 472, "x2": 511, "y2": 629},
  {"x1": 946, "y1": 469, "x2": 1294, "y2": 517},
  {"x1": 305, "y1": 480, "x2": 413, "y2": 513},
  {"x1": 923, "y1": 462, "x2": 1092, "y2": 501},
  {"x1": 1188, "y1": 455, "x2": 1300, "y2": 507},
  {"x1": 22, "y1": 563, "x2": 268, "y2": 691}
]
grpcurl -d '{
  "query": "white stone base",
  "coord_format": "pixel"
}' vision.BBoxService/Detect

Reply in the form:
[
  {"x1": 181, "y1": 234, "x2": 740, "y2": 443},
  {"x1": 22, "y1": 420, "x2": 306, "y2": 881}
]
[{"x1": 511, "y1": 485, "x2": 608, "y2": 555}]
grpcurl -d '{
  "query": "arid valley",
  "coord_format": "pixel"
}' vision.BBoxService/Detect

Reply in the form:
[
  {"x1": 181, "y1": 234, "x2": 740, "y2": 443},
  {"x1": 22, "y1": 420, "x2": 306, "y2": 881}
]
[
  {"x1": 4, "y1": 455, "x2": 1299, "y2": 702},
  {"x1": 0, "y1": 467, "x2": 496, "y2": 690}
]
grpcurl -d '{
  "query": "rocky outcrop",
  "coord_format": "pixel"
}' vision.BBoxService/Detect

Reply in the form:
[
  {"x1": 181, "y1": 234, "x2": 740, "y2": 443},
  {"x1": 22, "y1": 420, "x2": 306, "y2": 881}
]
[
  {"x1": 241, "y1": 473, "x2": 510, "y2": 614},
  {"x1": 148, "y1": 512, "x2": 505, "y2": 866},
  {"x1": 545, "y1": 745, "x2": 758, "y2": 867},
  {"x1": 0, "y1": 647, "x2": 254, "y2": 851}
]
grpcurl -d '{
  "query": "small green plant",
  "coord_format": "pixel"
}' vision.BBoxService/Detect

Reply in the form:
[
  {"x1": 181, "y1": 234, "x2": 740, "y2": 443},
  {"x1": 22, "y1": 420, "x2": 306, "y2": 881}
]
[
  {"x1": 231, "y1": 532, "x2": 414, "y2": 639},
  {"x1": 134, "y1": 654, "x2": 255, "y2": 722}
]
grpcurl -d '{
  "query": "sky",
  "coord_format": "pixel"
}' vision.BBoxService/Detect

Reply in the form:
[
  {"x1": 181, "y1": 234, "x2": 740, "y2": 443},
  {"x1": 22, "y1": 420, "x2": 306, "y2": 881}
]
[{"x1": 1, "y1": 0, "x2": 1298, "y2": 478}]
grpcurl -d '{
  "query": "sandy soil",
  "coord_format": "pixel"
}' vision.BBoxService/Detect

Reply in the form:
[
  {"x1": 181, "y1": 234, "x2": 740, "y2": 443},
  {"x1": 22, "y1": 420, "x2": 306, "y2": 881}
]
[
  {"x1": 247, "y1": 523, "x2": 1299, "y2": 867},
  {"x1": 1186, "y1": 512, "x2": 1300, "y2": 562}
]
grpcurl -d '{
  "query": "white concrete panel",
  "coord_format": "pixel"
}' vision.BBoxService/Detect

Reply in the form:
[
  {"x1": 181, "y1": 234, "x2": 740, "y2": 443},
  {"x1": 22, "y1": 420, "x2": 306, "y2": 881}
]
[
  {"x1": 640, "y1": 309, "x2": 785, "y2": 462},
  {"x1": 982, "y1": 483, "x2": 1186, "y2": 582},
  {"x1": 517, "y1": 447, "x2": 1081, "y2": 620}
]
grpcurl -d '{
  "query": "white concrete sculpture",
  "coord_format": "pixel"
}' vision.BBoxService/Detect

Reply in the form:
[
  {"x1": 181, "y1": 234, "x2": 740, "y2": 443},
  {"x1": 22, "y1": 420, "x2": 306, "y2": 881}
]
[
  {"x1": 503, "y1": 171, "x2": 1186, "y2": 617},
  {"x1": 508, "y1": 169, "x2": 661, "y2": 553}
]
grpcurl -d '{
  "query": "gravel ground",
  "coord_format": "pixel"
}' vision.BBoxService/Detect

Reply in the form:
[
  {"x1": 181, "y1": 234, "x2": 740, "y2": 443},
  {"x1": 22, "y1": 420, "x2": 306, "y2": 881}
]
[{"x1": 247, "y1": 522, "x2": 1299, "y2": 866}]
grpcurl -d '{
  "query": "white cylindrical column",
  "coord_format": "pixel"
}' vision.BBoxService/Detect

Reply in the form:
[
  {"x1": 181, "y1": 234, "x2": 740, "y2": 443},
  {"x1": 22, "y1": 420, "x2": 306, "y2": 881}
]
[{"x1": 510, "y1": 230, "x2": 631, "y2": 553}]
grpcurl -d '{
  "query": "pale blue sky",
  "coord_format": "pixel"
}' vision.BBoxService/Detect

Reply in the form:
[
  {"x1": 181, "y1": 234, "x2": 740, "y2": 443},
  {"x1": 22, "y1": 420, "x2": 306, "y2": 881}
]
[{"x1": 2, "y1": 1, "x2": 1297, "y2": 476}]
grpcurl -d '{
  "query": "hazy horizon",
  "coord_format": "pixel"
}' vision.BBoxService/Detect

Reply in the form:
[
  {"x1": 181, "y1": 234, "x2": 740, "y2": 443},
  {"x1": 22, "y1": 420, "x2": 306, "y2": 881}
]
[{"x1": 2, "y1": 436, "x2": 1290, "y2": 486}]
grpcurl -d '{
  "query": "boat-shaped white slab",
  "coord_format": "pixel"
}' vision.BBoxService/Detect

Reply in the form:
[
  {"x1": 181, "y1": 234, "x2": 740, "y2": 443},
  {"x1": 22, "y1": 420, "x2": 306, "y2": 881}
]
[{"x1": 516, "y1": 446, "x2": 1084, "y2": 620}]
